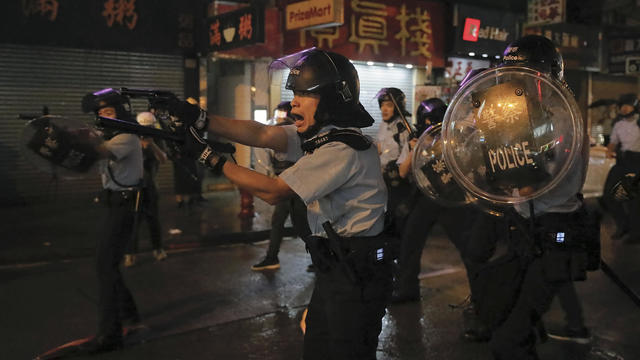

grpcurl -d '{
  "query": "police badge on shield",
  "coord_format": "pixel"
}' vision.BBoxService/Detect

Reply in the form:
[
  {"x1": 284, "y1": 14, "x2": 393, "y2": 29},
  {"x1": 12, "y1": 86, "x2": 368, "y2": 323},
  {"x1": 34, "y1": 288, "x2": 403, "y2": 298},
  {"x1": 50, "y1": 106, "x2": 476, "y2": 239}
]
[{"x1": 21, "y1": 115, "x2": 103, "y2": 179}]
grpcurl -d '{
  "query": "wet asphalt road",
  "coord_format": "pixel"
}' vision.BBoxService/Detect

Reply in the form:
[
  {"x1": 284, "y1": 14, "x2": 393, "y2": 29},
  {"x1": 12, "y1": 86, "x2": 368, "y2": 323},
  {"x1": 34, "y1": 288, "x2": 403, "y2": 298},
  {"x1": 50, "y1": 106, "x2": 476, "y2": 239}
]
[{"x1": 1, "y1": 193, "x2": 640, "y2": 360}]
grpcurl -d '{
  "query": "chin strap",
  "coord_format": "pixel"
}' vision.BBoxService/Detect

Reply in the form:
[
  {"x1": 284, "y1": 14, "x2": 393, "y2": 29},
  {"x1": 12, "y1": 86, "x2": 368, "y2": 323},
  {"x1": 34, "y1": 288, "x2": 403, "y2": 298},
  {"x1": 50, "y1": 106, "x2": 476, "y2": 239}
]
[{"x1": 301, "y1": 128, "x2": 371, "y2": 154}]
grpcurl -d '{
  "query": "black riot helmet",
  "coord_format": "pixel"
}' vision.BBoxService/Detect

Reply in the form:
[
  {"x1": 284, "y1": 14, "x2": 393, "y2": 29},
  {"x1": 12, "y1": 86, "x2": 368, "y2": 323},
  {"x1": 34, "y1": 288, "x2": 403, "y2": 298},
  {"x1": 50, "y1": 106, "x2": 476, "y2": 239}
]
[
  {"x1": 81, "y1": 88, "x2": 133, "y2": 122},
  {"x1": 270, "y1": 48, "x2": 374, "y2": 135},
  {"x1": 416, "y1": 98, "x2": 447, "y2": 135},
  {"x1": 500, "y1": 35, "x2": 564, "y2": 81},
  {"x1": 376, "y1": 87, "x2": 411, "y2": 117}
]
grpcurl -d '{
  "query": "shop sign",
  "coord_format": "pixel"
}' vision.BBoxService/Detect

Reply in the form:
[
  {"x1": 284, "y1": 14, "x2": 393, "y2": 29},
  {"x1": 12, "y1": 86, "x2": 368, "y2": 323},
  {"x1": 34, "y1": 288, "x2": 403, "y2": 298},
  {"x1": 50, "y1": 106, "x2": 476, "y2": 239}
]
[
  {"x1": 283, "y1": 0, "x2": 445, "y2": 67},
  {"x1": 453, "y1": 5, "x2": 518, "y2": 57},
  {"x1": 526, "y1": 0, "x2": 565, "y2": 26},
  {"x1": 286, "y1": 0, "x2": 344, "y2": 31},
  {"x1": 207, "y1": 5, "x2": 265, "y2": 52},
  {"x1": 0, "y1": 0, "x2": 199, "y2": 54},
  {"x1": 523, "y1": 23, "x2": 601, "y2": 71}
]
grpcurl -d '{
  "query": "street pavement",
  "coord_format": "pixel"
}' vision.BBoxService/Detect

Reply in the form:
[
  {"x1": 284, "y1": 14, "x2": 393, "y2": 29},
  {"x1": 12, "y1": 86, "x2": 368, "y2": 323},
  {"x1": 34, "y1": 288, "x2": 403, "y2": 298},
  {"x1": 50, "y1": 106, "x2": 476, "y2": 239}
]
[{"x1": 1, "y1": 190, "x2": 640, "y2": 360}]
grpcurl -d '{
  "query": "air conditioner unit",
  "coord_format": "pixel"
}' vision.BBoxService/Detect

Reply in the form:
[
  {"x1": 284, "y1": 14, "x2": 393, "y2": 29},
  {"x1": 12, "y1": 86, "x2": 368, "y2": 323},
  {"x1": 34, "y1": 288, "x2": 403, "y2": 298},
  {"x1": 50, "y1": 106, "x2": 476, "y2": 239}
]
[{"x1": 625, "y1": 56, "x2": 640, "y2": 75}]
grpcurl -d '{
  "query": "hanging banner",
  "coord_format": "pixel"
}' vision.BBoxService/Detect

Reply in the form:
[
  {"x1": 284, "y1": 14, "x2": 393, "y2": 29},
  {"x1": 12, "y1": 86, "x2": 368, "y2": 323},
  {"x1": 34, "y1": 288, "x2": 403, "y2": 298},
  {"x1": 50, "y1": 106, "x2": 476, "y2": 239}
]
[{"x1": 283, "y1": 0, "x2": 445, "y2": 67}]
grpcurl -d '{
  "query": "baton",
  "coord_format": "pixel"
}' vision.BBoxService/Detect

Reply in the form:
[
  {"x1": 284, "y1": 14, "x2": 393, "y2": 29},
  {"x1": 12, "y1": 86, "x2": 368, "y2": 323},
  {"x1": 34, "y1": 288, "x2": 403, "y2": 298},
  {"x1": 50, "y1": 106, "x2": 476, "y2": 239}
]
[
  {"x1": 388, "y1": 93, "x2": 417, "y2": 139},
  {"x1": 600, "y1": 259, "x2": 640, "y2": 308}
]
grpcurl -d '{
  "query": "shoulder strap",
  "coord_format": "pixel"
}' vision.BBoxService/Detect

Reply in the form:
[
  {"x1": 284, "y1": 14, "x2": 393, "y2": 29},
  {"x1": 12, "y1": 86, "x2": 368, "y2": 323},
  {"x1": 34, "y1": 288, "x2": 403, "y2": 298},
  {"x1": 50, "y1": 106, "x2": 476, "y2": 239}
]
[{"x1": 301, "y1": 129, "x2": 372, "y2": 154}]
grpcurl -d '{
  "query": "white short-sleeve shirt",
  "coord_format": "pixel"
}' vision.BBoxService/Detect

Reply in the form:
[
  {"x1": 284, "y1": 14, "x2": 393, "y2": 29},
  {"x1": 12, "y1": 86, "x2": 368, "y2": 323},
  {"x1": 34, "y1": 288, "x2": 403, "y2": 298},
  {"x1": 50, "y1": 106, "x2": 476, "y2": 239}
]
[
  {"x1": 376, "y1": 116, "x2": 409, "y2": 167},
  {"x1": 610, "y1": 116, "x2": 640, "y2": 152},
  {"x1": 278, "y1": 125, "x2": 387, "y2": 237},
  {"x1": 100, "y1": 133, "x2": 143, "y2": 190}
]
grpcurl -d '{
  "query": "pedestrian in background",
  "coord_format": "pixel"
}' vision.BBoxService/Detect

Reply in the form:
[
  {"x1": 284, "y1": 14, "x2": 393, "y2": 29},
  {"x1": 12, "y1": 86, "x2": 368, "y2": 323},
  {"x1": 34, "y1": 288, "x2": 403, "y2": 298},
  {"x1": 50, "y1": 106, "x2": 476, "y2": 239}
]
[
  {"x1": 123, "y1": 111, "x2": 168, "y2": 267},
  {"x1": 251, "y1": 101, "x2": 311, "y2": 271},
  {"x1": 603, "y1": 93, "x2": 640, "y2": 243}
]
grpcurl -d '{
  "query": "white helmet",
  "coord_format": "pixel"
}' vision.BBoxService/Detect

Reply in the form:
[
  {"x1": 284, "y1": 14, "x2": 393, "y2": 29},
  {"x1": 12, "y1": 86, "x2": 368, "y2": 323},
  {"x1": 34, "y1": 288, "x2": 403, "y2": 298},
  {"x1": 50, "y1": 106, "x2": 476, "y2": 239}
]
[{"x1": 136, "y1": 111, "x2": 156, "y2": 127}]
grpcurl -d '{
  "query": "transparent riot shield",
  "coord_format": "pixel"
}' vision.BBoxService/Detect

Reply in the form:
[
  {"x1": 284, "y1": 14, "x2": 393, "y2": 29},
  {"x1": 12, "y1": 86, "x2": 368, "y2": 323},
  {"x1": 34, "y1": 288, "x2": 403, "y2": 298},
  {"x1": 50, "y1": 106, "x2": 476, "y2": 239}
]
[
  {"x1": 21, "y1": 115, "x2": 103, "y2": 180},
  {"x1": 411, "y1": 124, "x2": 472, "y2": 207},
  {"x1": 440, "y1": 66, "x2": 585, "y2": 205}
]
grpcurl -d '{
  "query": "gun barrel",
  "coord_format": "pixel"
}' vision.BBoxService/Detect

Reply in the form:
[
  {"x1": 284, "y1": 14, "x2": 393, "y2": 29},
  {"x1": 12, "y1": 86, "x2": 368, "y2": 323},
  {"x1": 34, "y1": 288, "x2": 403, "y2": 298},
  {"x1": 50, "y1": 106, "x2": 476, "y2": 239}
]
[
  {"x1": 96, "y1": 116, "x2": 236, "y2": 154},
  {"x1": 97, "y1": 116, "x2": 183, "y2": 141}
]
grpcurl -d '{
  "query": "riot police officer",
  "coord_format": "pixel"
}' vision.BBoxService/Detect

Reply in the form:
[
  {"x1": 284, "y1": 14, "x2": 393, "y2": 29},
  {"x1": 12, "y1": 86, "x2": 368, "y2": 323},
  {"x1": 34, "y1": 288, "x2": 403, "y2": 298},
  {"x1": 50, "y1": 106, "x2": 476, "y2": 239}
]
[
  {"x1": 170, "y1": 48, "x2": 392, "y2": 359},
  {"x1": 460, "y1": 35, "x2": 594, "y2": 359},
  {"x1": 375, "y1": 87, "x2": 413, "y2": 217},
  {"x1": 80, "y1": 89, "x2": 143, "y2": 353}
]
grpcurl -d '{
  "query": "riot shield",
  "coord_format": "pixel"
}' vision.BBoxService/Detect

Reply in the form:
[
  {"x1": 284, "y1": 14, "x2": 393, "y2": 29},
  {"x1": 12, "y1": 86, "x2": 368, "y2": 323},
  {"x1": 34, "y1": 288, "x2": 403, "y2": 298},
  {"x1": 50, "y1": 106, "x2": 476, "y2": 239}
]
[
  {"x1": 21, "y1": 115, "x2": 103, "y2": 180},
  {"x1": 411, "y1": 124, "x2": 472, "y2": 207},
  {"x1": 440, "y1": 66, "x2": 586, "y2": 206}
]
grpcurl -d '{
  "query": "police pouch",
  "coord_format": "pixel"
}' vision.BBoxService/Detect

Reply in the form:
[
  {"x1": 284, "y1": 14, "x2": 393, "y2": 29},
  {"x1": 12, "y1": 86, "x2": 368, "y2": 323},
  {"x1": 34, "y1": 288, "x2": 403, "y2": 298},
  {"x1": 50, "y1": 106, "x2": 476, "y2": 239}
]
[{"x1": 538, "y1": 207, "x2": 601, "y2": 282}]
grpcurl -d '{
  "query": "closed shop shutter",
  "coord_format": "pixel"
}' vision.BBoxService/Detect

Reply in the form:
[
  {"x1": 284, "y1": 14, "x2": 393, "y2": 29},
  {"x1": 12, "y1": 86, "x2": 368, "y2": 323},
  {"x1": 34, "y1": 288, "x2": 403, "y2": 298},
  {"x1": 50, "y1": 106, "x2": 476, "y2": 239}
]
[
  {"x1": 279, "y1": 63, "x2": 414, "y2": 138},
  {"x1": 0, "y1": 44, "x2": 184, "y2": 204}
]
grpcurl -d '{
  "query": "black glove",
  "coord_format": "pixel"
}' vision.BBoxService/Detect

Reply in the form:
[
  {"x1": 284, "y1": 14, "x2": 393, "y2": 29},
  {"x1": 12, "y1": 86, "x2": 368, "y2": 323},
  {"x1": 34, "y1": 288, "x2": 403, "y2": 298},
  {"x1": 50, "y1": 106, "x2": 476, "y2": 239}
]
[
  {"x1": 167, "y1": 98, "x2": 209, "y2": 131},
  {"x1": 184, "y1": 126, "x2": 226, "y2": 174}
]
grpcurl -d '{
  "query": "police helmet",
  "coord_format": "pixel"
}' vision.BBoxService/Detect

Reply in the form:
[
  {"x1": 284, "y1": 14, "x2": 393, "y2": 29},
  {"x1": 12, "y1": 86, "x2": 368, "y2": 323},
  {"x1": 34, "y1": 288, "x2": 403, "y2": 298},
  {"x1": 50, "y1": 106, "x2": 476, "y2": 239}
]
[
  {"x1": 417, "y1": 98, "x2": 446, "y2": 125},
  {"x1": 271, "y1": 48, "x2": 374, "y2": 129},
  {"x1": 500, "y1": 35, "x2": 564, "y2": 81},
  {"x1": 376, "y1": 87, "x2": 411, "y2": 117},
  {"x1": 81, "y1": 88, "x2": 133, "y2": 121}
]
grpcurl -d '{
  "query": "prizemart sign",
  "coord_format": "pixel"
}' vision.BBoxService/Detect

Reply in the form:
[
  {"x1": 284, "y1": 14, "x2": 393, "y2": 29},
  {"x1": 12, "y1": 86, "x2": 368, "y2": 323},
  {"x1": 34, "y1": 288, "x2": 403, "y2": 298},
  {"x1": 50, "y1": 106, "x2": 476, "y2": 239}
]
[{"x1": 286, "y1": 0, "x2": 344, "y2": 30}]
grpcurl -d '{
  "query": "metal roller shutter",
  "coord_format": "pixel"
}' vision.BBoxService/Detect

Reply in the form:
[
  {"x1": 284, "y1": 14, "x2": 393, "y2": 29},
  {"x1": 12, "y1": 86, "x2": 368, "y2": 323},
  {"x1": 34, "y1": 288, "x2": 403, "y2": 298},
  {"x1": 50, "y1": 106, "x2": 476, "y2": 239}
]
[
  {"x1": 279, "y1": 63, "x2": 414, "y2": 138},
  {"x1": 0, "y1": 44, "x2": 184, "y2": 205}
]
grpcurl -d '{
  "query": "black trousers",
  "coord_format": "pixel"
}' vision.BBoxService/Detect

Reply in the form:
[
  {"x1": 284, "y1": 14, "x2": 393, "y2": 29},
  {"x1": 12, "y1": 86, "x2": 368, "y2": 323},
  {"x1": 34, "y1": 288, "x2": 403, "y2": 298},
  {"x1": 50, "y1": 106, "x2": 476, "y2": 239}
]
[
  {"x1": 396, "y1": 195, "x2": 480, "y2": 296},
  {"x1": 97, "y1": 191, "x2": 139, "y2": 337},
  {"x1": 603, "y1": 151, "x2": 640, "y2": 238},
  {"x1": 128, "y1": 184, "x2": 162, "y2": 253},
  {"x1": 265, "y1": 195, "x2": 310, "y2": 260},
  {"x1": 303, "y1": 243, "x2": 393, "y2": 360}
]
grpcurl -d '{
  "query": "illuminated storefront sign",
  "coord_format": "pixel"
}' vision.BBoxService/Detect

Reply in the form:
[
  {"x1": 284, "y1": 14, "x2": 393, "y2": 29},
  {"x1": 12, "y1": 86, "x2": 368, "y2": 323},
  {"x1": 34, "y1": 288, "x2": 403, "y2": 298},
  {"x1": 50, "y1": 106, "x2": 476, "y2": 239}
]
[
  {"x1": 284, "y1": 0, "x2": 445, "y2": 67},
  {"x1": 208, "y1": 5, "x2": 265, "y2": 52},
  {"x1": 463, "y1": 18, "x2": 480, "y2": 42},
  {"x1": 452, "y1": 4, "x2": 517, "y2": 57},
  {"x1": 286, "y1": 0, "x2": 344, "y2": 30}
]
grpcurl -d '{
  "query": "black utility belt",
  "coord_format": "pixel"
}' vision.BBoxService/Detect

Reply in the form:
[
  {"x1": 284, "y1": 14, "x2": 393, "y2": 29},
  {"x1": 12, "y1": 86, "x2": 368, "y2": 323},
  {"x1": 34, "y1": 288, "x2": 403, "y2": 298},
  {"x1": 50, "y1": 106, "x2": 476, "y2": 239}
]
[{"x1": 104, "y1": 189, "x2": 138, "y2": 201}]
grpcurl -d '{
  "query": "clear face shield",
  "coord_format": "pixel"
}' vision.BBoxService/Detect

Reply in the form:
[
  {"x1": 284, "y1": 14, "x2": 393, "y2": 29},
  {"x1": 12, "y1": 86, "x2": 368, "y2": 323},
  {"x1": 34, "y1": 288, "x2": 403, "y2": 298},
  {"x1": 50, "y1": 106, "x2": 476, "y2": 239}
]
[{"x1": 413, "y1": 66, "x2": 585, "y2": 208}]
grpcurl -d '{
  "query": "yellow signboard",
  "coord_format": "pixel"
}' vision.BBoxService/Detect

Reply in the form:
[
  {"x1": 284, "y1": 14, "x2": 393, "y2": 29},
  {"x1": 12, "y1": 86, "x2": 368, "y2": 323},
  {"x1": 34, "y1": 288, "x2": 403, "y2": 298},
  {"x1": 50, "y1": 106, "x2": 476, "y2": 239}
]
[{"x1": 286, "y1": 0, "x2": 344, "y2": 31}]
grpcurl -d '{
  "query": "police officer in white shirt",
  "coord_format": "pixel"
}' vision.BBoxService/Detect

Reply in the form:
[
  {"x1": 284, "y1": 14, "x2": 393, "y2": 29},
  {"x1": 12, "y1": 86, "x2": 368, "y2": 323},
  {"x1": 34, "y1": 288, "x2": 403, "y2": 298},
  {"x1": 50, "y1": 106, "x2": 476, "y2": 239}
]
[
  {"x1": 375, "y1": 88, "x2": 413, "y2": 215},
  {"x1": 170, "y1": 48, "x2": 393, "y2": 359},
  {"x1": 604, "y1": 93, "x2": 640, "y2": 241}
]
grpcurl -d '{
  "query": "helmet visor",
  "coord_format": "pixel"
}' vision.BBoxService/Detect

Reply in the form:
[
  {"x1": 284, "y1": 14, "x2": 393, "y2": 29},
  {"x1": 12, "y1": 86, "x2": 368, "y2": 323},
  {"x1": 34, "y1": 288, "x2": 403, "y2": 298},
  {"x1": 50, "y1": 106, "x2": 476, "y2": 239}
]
[{"x1": 269, "y1": 47, "x2": 340, "y2": 93}]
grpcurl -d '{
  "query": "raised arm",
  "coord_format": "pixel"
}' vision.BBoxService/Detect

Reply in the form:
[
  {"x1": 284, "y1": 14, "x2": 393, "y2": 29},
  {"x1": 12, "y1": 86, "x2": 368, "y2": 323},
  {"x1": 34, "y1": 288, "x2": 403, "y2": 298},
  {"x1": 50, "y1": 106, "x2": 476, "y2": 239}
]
[{"x1": 208, "y1": 114, "x2": 289, "y2": 153}]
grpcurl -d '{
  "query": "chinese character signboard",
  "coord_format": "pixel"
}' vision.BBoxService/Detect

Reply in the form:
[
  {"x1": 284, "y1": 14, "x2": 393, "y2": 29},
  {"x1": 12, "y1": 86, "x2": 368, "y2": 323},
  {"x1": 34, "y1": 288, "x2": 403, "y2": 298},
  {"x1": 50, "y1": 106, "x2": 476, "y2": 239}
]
[
  {"x1": 208, "y1": 6, "x2": 265, "y2": 52},
  {"x1": 283, "y1": 0, "x2": 445, "y2": 67},
  {"x1": 286, "y1": 0, "x2": 344, "y2": 30},
  {"x1": 527, "y1": 0, "x2": 565, "y2": 26},
  {"x1": 452, "y1": 4, "x2": 519, "y2": 57},
  {"x1": 0, "y1": 0, "x2": 199, "y2": 54},
  {"x1": 523, "y1": 23, "x2": 601, "y2": 71}
]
